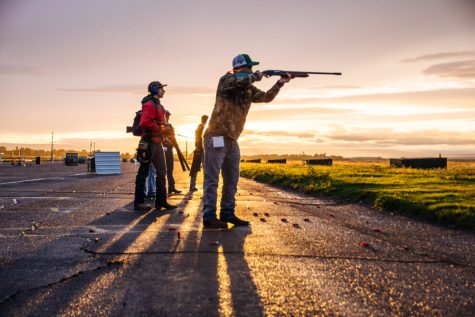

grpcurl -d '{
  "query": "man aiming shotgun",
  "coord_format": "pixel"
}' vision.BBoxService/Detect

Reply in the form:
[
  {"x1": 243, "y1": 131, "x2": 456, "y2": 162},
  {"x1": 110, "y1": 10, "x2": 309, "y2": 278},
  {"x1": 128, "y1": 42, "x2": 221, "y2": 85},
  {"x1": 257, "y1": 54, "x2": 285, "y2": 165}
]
[
  {"x1": 202, "y1": 53, "x2": 341, "y2": 228},
  {"x1": 201, "y1": 54, "x2": 293, "y2": 228},
  {"x1": 262, "y1": 70, "x2": 341, "y2": 77}
]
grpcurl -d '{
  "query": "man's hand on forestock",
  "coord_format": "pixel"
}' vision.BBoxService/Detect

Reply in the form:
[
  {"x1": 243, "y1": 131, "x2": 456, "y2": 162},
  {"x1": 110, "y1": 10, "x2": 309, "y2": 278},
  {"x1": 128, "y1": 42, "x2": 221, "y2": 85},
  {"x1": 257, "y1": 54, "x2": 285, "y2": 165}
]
[{"x1": 278, "y1": 73, "x2": 294, "y2": 84}]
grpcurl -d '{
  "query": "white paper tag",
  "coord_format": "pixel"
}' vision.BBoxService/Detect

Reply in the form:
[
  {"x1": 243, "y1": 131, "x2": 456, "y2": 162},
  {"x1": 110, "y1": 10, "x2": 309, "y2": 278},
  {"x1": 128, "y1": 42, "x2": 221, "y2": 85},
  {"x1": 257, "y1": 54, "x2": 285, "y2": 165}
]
[
  {"x1": 212, "y1": 136, "x2": 225, "y2": 148},
  {"x1": 163, "y1": 147, "x2": 168, "y2": 151}
]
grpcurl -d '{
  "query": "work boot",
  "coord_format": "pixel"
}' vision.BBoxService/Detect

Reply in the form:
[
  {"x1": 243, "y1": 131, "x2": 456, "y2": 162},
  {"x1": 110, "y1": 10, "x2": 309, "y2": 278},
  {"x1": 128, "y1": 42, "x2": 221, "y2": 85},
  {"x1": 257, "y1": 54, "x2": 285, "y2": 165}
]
[
  {"x1": 221, "y1": 215, "x2": 250, "y2": 226},
  {"x1": 169, "y1": 188, "x2": 182, "y2": 195},
  {"x1": 156, "y1": 202, "x2": 178, "y2": 210},
  {"x1": 146, "y1": 194, "x2": 156, "y2": 200},
  {"x1": 203, "y1": 218, "x2": 228, "y2": 229},
  {"x1": 134, "y1": 202, "x2": 152, "y2": 211},
  {"x1": 189, "y1": 186, "x2": 198, "y2": 192}
]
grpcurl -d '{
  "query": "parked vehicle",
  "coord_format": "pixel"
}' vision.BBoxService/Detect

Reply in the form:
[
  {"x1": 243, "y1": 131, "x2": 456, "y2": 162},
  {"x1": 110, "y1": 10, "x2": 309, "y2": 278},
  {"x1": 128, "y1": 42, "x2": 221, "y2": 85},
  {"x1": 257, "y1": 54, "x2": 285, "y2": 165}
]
[
  {"x1": 78, "y1": 156, "x2": 87, "y2": 164},
  {"x1": 64, "y1": 153, "x2": 79, "y2": 166}
]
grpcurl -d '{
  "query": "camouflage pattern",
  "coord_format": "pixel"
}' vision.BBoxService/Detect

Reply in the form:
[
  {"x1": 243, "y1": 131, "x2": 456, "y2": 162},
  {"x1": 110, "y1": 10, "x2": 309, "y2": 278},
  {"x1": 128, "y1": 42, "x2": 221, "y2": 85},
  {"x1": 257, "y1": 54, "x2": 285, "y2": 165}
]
[{"x1": 204, "y1": 72, "x2": 283, "y2": 141}]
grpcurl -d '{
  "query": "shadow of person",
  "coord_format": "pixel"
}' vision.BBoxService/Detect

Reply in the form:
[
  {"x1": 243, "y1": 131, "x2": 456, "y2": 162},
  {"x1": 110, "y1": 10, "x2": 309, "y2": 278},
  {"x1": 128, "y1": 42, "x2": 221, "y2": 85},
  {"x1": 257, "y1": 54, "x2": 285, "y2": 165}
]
[
  {"x1": 0, "y1": 195, "x2": 192, "y2": 316},
  {"x1": 221, "y1": 225, "x2": 264, "y2": 317},
  {"x1": 190, "y1": 224, "x2": 263, "y2": 316}
]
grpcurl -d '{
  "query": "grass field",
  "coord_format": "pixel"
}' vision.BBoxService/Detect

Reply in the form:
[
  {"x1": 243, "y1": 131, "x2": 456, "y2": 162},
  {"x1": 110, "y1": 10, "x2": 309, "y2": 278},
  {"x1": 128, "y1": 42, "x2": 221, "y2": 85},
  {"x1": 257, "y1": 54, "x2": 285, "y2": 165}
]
[{"x1": 240, "y1": 161, "x2": 475, "y2": 229}]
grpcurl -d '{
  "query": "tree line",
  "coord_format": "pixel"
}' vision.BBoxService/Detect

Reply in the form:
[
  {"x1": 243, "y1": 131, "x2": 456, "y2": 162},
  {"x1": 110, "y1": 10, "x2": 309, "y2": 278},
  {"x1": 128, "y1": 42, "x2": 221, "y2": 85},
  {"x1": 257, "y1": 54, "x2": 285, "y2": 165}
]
[
  {"x1": 241, "y1": 153, "x2": 344, "y2": 161},
  {"x1": 0, "y1": 146, "x2": 88, "y2": 157}
]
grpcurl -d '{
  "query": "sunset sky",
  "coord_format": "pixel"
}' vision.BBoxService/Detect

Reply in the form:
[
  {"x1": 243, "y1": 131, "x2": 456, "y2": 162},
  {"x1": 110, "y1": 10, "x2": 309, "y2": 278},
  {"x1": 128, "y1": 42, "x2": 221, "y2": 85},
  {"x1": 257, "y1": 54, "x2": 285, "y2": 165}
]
[{"x1": 1, "y1": 0, "x2": 474, "y2": 158}]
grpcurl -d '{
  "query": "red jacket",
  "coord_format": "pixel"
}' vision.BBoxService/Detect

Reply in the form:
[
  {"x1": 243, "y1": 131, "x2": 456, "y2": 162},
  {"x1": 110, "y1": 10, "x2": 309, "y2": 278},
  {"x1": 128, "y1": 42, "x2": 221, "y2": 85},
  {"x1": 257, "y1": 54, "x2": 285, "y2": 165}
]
[{"x1": 139, "y1": 95, "x2": 167, "y2": 144}]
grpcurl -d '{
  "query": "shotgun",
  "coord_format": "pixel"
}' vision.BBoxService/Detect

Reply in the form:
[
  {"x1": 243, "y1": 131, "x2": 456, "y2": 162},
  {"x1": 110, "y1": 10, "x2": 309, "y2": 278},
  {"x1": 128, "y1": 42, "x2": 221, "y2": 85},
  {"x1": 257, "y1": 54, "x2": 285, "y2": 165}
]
[{"x1": 262, "y1": 70, "x2": 342, "y2": 77}]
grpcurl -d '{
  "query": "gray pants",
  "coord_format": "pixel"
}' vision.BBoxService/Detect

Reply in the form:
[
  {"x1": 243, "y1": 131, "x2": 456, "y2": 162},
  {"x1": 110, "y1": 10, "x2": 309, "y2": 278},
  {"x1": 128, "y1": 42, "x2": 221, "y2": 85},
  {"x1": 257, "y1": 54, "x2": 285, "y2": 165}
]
[{"x1": 203, "y1": 135, "x2": 240, "y2": 221}]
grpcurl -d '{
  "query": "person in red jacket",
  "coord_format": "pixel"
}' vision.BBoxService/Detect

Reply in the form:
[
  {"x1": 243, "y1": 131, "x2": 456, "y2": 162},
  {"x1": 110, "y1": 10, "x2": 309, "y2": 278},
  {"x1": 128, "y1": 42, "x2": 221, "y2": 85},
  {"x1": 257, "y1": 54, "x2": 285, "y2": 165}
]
[{"x1": 133, "y1": 81, "x2": 177, "y2": 211}]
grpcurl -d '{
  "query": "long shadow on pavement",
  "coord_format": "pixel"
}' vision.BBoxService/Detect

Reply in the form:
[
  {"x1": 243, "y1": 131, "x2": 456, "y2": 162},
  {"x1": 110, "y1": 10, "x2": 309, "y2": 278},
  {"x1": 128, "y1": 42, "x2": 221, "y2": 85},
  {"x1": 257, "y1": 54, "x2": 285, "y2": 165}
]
[
  {"x1": 0, "y1": 194, "x2": 191, "y2": 316},
  {"x1": 0, "y1": 189, "x2": 264, "y2": 316}
]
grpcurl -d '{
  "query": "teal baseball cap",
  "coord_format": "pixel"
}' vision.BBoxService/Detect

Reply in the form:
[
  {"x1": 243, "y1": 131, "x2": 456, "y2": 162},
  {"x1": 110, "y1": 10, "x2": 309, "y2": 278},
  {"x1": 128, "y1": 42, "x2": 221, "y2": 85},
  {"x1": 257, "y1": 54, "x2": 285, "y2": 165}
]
[{"x1": 232, "y1": 54, "x2": 260, "y2": 68}]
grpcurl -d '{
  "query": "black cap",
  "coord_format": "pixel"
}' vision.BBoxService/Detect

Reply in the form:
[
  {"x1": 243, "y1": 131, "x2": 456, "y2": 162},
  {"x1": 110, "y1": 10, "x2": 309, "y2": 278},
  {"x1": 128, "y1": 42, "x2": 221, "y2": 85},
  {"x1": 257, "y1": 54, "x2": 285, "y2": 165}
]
[{"x1": 148, "y1": 81, "x2": 167, "y2": 95}]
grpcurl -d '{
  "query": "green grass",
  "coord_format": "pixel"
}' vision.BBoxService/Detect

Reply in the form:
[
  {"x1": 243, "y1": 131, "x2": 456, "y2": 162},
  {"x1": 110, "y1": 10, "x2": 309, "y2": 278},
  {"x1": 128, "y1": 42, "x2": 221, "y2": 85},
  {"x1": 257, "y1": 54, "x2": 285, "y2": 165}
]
[{"x1": 240, "y1": 161, "x2": 475, "y2": 228}]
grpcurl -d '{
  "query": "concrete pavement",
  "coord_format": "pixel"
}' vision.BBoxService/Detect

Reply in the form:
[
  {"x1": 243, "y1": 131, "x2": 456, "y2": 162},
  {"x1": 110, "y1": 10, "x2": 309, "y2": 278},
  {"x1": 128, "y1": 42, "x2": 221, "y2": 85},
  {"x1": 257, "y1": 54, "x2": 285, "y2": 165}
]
[{"x1": 0, "y1": 162, "x2": 474, "y2": 316}]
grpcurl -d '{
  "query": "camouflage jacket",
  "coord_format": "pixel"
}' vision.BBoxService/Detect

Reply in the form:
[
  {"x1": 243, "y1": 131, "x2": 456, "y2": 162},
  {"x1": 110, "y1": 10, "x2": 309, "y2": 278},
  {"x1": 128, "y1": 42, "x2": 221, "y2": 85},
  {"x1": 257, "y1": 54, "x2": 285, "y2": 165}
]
[{"x1": 204, "y1": 71, "x2": 284, "y2": 141}]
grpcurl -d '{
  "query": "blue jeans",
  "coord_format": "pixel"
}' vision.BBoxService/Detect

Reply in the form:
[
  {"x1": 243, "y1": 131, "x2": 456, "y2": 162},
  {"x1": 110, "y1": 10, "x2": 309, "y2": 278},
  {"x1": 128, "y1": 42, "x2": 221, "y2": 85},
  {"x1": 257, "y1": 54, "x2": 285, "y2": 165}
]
[
  {"x1": 202, "y1": 135, "x2": 240, "y2": 221},
  {"x1": 146, "y1": 164, "x2": 156, "y2": 196}
]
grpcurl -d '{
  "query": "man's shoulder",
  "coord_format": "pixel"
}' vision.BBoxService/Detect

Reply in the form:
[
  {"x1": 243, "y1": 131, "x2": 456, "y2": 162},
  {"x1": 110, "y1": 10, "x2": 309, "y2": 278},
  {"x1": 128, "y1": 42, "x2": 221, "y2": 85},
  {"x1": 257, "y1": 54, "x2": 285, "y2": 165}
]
[
  {"x1": 221, "y1": 72, "x2": 234, "y2": 78},
  {"x1": 142, "y1": 99, "x2": 164, "y2": 110},
  {"x1": 142, "y1": 99, "x2": 155, "y2": 108},
  {"x1": 219, "y1": 72, "x2": 235, "y2": 82}
]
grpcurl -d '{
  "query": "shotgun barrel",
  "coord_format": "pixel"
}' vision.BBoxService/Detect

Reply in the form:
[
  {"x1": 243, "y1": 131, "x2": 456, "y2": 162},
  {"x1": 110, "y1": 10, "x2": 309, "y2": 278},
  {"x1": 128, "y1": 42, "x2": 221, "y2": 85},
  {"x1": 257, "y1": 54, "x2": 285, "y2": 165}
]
[{"x1": 262, "y1": 70, "x2": 342, "y2": 77}]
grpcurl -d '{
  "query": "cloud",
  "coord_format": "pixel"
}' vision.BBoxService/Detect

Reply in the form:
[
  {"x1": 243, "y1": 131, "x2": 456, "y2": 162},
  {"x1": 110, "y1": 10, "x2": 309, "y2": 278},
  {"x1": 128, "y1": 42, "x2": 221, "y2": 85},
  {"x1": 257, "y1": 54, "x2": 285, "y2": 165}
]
[
  {"x1": 242, "y1": 129, "x2": 315, "y2": 139},
  {"x1": 274, "y1": 87, "x2": 475, "y2": 108},
  {"x1": 323, "y1": 127, "x2": 475, "y2": 146},
  {"x1": 422, "y1": 60, "x2": 475, "y2": 79},
  {"x1": 314, "y1": 85, "x2": 363, "y2": 89},
  {"x1": 58, "y1": 85, "x2": 143, "y2": 94},
  {"x1": 349, "y1": 110, "x2": 475, "y2": 123},
  {"x1": 250, "y1": 105, "x2": 356, "y2": 119},
  {"x1": 401, "y1": 51, "x2": 475, "y2": 63},
  {"x1": 58, "y1": 85, "x2": 215, "y2": 95},
  {"x1": 57, "y1": 84, "x2": 475, "y2": 108},
  {"x1": 0, "y1": 65, "x2": 42, "y2": 75},
  {"x1": 253, "y1": 103, "x2": 335, "y2": 111}
]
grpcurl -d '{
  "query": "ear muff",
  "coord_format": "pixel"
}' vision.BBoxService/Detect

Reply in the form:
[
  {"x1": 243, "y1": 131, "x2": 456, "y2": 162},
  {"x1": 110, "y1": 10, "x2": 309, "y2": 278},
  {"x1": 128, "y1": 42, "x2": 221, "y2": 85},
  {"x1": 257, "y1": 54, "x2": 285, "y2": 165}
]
[
  {"x1": 150, "y1": 85, "x2": 159, "y2": 95},
  {"x1": 148, "y1": 82, "x2": 160, "y2": 95}
]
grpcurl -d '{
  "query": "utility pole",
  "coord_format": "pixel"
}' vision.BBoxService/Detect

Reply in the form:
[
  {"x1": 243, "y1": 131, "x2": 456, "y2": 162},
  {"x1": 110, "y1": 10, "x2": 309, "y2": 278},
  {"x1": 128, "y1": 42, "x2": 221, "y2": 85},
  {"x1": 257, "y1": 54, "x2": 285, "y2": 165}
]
[
  {"x1": 51, "y1": 132, "x2": 54, "y2": 162},
  {"x1": 89, "y1": 141, "x2": 92, "y2": 155},
  {"x1": 93, "y1": 142, "x2": 95, "y2": 154}
]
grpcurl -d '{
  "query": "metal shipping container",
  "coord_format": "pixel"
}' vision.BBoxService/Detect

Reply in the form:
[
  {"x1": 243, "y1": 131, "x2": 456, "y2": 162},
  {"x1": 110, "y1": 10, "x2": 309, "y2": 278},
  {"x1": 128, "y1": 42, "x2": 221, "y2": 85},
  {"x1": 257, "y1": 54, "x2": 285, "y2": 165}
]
[{"x1": 94, "y1": 152, "x2": 121, "y2": 175}]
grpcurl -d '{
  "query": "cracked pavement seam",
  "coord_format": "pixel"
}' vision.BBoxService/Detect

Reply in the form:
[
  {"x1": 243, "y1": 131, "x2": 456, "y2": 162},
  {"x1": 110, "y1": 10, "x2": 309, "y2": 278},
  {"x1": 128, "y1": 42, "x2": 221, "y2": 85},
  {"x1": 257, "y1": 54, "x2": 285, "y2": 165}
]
[
  {"x1": 0, "y1": 259, "x2": 122, "y2": 307},
  {"x1": 82, "y1": 248, "x2": 472, "y2": 267}
]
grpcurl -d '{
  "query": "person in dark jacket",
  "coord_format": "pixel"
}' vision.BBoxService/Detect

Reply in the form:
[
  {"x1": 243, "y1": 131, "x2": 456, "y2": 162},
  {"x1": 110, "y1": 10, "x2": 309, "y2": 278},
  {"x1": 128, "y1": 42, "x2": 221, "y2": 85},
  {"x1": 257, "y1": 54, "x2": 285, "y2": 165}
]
[
  {"x1": 163, "y1": 110, "x2": 182, "y2": 196},
  {"x1": 133, "y1": 81, "x2": 177, "y2": 211},
  {"x1": 189, "y1": 115, "x2": 208, "y2": 191}
]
